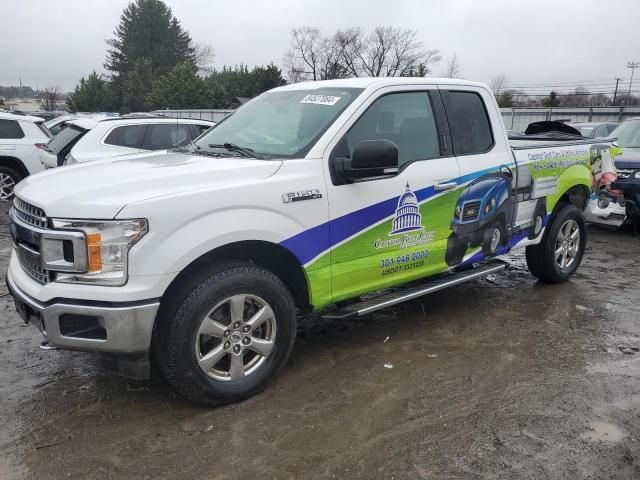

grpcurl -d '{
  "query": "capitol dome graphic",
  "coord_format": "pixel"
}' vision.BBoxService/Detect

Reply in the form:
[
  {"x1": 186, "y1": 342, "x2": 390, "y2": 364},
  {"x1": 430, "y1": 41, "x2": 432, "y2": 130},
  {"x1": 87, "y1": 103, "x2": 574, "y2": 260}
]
[{"x1": 390, "y1": 183, "x2": 423, "y2": 235}]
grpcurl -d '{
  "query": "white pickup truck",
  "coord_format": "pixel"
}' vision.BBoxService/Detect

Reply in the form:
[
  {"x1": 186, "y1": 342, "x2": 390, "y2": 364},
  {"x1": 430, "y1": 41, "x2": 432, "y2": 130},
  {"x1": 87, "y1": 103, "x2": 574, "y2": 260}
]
[{"x1": 6, "y1": 78, "x2": 618, "y2": 405}]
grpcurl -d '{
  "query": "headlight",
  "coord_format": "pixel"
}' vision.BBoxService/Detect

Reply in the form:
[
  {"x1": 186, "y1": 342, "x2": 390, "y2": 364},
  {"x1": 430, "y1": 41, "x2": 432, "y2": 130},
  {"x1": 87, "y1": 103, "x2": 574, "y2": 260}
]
[
  {"x1": 635, "y1": 170, "x2": 640, "y2": 179},
  {"x1": 484, "y1": 196, "x2": 497, "y2": 213},
  {"x1": 51, "y1": 219, "x2": 148, "y2": 286}
]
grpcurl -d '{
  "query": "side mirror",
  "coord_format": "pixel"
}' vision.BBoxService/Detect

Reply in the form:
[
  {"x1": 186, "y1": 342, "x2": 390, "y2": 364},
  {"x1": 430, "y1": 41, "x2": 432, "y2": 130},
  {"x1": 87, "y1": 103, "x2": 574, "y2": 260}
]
[{"x1": 337, "y1": 139, "x2": 399, "y2": 180}]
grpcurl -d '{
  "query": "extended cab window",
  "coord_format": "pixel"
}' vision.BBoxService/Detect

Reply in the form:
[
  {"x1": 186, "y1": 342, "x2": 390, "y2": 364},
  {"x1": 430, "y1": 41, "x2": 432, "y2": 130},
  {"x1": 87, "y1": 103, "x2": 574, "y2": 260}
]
[
  {"x1": 445, "y1": 91, "x2": 493, "y2": 155},
  {"x1": 0, "y1": 119, "x2": 25, "y2": 139},
  {"x1": 104, "y1": 124, "x2": 147, "y2": 148},
  {"x1": 142, "y1": 124, "x2": 190, "y2": 150},
  {"x1": 345, "y1": 91, "x2": 440, "y2": 167}
]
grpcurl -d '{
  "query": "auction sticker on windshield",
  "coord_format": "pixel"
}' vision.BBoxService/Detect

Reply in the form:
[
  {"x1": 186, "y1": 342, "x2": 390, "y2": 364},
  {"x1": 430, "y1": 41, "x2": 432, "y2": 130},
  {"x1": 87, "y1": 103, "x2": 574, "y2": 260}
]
[{"x1": 300, "y1": 94, "x2": 341, "y2": 106}]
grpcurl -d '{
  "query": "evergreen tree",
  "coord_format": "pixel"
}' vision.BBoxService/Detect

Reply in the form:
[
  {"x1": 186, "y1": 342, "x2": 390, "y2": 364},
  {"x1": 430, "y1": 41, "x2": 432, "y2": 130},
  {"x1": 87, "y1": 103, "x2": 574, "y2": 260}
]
[
  {"x1": 146, "y1": 62, "x2": 216, "y2": 109},
  {"x1": 205, "y1": 64, "x2": 286, "y2": 108},
  {"x1": 105, "y1": 0, "x2": 195, "y2": 107},
  {"x1": 66, "y1": 72, "x2": 114, "y2": 112},
  {"x1": 541, "y1": 91, "x2": 560, "y2": 107},
  {"x1": 123, "y1": 58, "x2": 154, "y2": 112}
]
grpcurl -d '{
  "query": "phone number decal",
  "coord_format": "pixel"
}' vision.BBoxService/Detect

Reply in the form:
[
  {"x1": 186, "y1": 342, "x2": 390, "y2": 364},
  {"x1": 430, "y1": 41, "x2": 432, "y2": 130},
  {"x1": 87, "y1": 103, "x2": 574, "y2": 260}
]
[{"x1": 379, "y1": 250, "x2": 429, "y2": 276}]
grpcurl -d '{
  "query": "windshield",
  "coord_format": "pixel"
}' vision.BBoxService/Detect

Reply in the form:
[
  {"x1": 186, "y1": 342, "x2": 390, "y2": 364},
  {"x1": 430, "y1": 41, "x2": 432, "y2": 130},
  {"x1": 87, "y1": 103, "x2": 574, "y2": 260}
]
[
  {"x1": 610, "y1": 120, "x2": 640, "y2": 148},
  {"x1": 194, "y1": 87, "x2": 363, "y2": 158}
]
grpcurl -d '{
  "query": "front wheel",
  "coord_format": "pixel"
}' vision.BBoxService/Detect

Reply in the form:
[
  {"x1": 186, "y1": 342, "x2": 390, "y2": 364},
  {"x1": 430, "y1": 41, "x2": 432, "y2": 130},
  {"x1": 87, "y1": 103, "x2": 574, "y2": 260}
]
[
  {"x1": 158, "y1": 263, "x2": 296, "y2": 406},
  {"x1": 0, "y1": 166, "x2": 22, "y2": 201},
  {"x1": 482, "y1": 221, "x2": 504, "y2": 256},
  {"x1": 526, "y1": 203, "x2": 586, "y2": 283}
]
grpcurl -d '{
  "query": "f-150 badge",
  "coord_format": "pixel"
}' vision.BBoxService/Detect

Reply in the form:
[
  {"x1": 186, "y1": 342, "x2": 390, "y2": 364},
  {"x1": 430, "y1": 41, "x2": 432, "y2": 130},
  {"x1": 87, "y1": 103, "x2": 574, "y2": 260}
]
[{"x1": 282, "y1": 189, "x2": 323, "y2": 203}]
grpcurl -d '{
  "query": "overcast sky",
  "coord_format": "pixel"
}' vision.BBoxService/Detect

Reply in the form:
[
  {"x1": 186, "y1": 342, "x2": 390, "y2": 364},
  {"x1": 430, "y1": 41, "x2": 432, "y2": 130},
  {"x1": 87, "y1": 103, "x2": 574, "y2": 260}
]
[{"x1": 1, "y1": 0, "x2": 639, "y2": 94}]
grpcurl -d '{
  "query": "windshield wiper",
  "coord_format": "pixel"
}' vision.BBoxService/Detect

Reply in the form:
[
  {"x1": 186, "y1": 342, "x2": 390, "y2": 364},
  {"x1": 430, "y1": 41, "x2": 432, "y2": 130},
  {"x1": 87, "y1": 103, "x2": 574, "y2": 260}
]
[{"x1": 208, "y1": 143, "x2": 262, "y2": 159}]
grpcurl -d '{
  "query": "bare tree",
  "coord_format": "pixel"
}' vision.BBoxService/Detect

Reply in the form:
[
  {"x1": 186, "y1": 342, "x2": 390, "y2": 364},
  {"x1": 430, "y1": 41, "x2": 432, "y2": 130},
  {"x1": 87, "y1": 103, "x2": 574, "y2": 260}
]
[
  {"x1": 284, "y1": 26, "x2": 441, "y2": 81},
  {"x1": 489, "y1": 74, "x2": 508, "y2": 95},
  {"x1": 561, "y1": 86, "x2": 591, "y2": 107},
  {"x1": 192, "y1": 42, "x2": 215, "y2": 75},
  {"x1": 39, "y1": 86, "x2": 61, "y2": 112},
  {"x1": 357, "y1": 27, "x2": 440, "y2": 77},
  {"x1": 443, "y1": 53, "x2": 462, "y2": 78},
  {"x1": 285, "y1": 27, "x2": 323, "y2": 81}
]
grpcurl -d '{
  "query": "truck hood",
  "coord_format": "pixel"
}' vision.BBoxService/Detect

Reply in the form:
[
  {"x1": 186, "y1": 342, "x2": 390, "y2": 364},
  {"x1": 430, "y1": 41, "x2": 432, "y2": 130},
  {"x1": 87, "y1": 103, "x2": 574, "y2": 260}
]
[
  {"x1": 459, "y1": 175, "x2": 504, "y2": 203},
  {"x1": 15, "y1": 151, "x2": 283, "y2": 219},
  {"x1": 614, "y1": 147, "x2": 640, "y2": 170}
]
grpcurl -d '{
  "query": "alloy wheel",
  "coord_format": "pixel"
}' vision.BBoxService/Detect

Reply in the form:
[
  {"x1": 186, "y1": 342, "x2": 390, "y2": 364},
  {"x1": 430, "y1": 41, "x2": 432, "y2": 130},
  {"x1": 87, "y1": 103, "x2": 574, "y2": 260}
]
[
  {"x1": 195, "y1": 294, "x2": 276, "y2": 381},
  {"x1": 554, "y1": 219, "x2": 580, "y2": 270}
]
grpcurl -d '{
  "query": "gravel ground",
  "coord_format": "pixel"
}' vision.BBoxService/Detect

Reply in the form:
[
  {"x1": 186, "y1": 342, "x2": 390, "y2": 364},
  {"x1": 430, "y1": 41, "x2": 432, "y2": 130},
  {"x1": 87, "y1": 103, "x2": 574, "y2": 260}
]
[{"x1": 1, "y1": 200, "x2": 640, "y2": 479}]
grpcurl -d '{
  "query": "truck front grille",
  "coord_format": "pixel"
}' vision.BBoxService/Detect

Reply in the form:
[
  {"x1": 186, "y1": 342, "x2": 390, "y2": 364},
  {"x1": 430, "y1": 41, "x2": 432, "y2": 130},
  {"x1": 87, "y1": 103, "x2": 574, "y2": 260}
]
[
  {"x1": 16, "y1": 248, "x2": 51, "y2": 284},
  {"x1": 462, "y1": 201, "x2": 481, "y2": 221},
  {"x1": 13, "y1": 197, "x2": 48, "y2": 229}
]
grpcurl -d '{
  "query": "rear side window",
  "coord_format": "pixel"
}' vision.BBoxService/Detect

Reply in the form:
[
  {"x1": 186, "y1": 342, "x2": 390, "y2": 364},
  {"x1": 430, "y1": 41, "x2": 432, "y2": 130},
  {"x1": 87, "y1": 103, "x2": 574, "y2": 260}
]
[
  {"x1": 104, "y1": 125, "x2": 147, "y2": 148},
  {"x1": 0, "y1": 119, "x2": 25, "y2": 139},
  {"x1": 444, "y1": 91, "x2": 493, "y2": 155},
  {"x1": 45, "y1": 126, "x2": 86, "y2": 155},
  {"x1": 142, "y1": 124, "x2": 191, "y2": 150}
]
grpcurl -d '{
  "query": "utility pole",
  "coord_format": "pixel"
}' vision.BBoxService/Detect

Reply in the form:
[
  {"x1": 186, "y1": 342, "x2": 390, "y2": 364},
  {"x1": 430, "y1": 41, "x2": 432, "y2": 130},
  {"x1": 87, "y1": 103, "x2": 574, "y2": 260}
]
[
  {"x1": 627, "y1": 62, "x2": 640, "y2": 105},
  {"x1": 613, "y1": 77, "x2": 622, "y2": 105}
]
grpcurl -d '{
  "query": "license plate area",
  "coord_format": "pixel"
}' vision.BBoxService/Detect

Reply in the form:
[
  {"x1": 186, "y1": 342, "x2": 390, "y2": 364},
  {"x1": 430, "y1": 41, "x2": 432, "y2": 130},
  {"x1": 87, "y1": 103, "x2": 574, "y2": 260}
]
[{"x1": 14, "y1": 296, "x2": 46, "y2": 333}]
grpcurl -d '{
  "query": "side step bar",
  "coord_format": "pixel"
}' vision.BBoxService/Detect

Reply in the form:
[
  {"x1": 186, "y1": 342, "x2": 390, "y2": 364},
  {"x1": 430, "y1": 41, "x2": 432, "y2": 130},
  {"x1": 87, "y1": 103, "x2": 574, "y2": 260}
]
[{"x1": 321, "y1": 260, "x2": 508, "y2": 320}]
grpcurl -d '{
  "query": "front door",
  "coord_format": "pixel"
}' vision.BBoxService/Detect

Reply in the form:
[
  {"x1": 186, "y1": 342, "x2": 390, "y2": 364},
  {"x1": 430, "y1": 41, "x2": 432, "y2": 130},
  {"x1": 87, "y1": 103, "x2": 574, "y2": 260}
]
[{"x1": 323, "y1": 86, "x2": 462, "y2": 303}]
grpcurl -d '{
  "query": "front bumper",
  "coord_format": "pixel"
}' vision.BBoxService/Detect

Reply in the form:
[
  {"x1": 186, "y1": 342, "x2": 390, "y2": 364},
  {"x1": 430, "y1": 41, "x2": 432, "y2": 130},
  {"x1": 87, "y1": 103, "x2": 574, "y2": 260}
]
[{"x1": 6, "y1": 270, "x2": 159, "y2": 354}]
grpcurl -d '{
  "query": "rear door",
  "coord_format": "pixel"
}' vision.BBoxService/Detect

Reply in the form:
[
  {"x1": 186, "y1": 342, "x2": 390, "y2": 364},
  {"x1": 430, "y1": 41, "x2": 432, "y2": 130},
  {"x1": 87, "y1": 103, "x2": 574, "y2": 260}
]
[
  {"x1": 439, "y1": 86, "x2": 514, "y2": 263},
  {"x1": 323, "y1": 85, "x2": 461, "y2": 303}
]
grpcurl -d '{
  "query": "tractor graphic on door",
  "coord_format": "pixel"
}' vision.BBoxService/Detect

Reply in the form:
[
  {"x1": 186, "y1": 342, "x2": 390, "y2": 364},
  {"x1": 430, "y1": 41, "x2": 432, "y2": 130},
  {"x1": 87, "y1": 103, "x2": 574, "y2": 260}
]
[{"x1": 445, "y1": 165, "x2": 548, "y2": 267}]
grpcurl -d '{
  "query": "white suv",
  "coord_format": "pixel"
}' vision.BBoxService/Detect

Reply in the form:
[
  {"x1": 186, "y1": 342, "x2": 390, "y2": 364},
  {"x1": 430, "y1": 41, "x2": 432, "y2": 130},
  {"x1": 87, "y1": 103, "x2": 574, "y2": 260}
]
[
  {"x1": 40, "y1": 116, "x2": 214, "y2": 168},
  {"x1": 0, "y1": 112, "x2": 52, "y2": 200}
]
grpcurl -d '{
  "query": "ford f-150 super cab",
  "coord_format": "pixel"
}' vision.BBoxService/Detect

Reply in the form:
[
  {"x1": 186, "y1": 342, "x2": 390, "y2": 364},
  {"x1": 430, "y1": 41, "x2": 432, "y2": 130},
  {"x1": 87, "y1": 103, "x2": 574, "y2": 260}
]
[{"x1": 6, "y1": 78, "x2": 620, "y2": 405}]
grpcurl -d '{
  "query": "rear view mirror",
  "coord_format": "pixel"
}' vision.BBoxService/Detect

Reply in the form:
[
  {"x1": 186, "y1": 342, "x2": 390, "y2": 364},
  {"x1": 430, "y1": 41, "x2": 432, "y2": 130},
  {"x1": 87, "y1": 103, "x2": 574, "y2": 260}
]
[{"x1": 337, "y1": 139, "x2": 399, "y2": 180}]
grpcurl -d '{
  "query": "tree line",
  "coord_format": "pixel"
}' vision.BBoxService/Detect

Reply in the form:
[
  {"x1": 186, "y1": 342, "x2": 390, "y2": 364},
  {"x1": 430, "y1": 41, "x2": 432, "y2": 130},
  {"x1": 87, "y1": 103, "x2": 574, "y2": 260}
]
[{"x1": 66, "y1": 0, "x2": 286, "y2": 113}]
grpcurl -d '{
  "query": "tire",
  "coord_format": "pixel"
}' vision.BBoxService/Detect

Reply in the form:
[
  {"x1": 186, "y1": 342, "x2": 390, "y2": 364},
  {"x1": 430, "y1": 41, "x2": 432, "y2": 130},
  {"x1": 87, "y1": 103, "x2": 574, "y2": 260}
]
[
  {"x1": 482, "y1": 221, "x2": 504, "y2": 256},
  {"x1": 445, "y1": 232, "x2": 467, "y2": 266},
  {"x1": 0, "y1": 166, "x2": 23, "y2": 201},
  {"x1": 526, "y1": 203, "x2": 586, "y2": 283},
  {"x1": 528, "y1": 200, "x2": 547, "y2": 240},
  {"x1": 157, "y1": 262, "x2": 296, "y2": 406}
]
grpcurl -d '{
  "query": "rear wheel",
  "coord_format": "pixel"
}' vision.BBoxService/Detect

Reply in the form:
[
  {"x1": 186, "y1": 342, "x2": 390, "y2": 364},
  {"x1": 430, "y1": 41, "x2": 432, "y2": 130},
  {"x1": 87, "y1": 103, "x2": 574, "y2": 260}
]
[
  {"x1": 0, "y1": 166, "x2": 22, "y2": 201},
  {"x1": 158, "y1": 262, "x2": 296, "y2": 406},
  {"x1": 526, "y1": 203, "x2": 586, "y2": 283},
  {"x1": 528, "y1": 201, "x2": 547, "y2": 240}
]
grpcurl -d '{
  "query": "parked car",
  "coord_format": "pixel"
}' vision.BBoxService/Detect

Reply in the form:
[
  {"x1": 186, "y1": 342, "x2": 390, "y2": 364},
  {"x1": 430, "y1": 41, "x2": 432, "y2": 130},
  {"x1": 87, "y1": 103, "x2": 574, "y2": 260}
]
[
  {"x1": 39, "y1": 116, "x2": 214, "y2": 168},
  {"x1": 610, "y1": 118, "x2": 640, "y2": 220},
  {"x1": 569, "y1": 122, "x2": 619, "y2": 139},
  {"x1": 0, "y1": 112, "x2": 52, "y2": 200},
  {"x1": 8, "y1": 77, "x2": 613, "y2": 405}
]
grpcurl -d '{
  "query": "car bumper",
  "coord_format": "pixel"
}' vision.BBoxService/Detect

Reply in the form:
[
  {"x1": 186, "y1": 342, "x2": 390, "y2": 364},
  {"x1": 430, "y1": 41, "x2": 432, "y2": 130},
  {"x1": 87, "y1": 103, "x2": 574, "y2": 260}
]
[
  {"x1": 584, "y1": 198, "x2": 626, "y2": 227},
  {"x1": 6, "y1": 270, "x2": 159, "y2": 354},
  {"x1": 612, "y1": 178, "x2": 640, "y2": 217}
]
